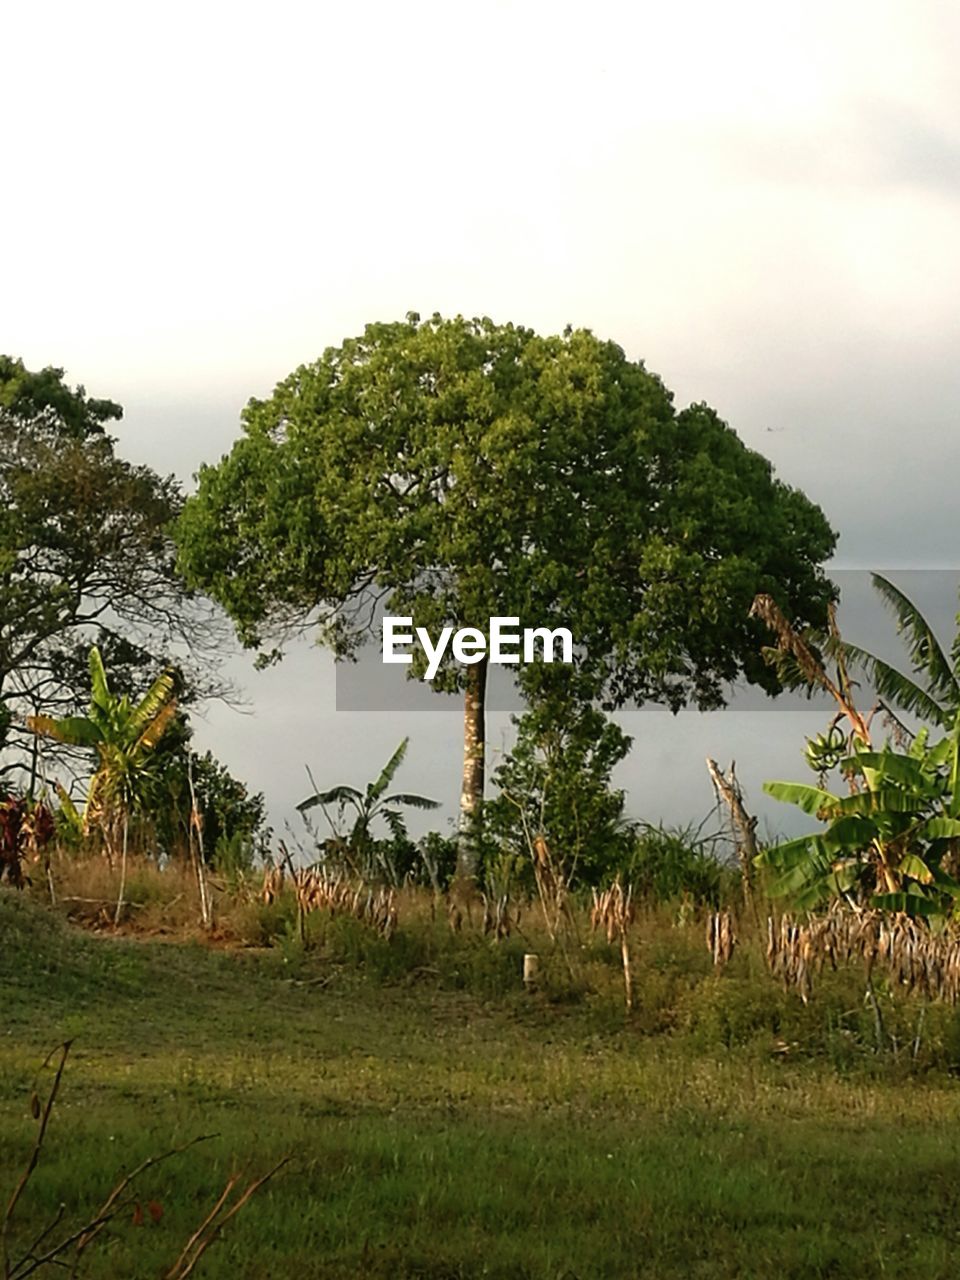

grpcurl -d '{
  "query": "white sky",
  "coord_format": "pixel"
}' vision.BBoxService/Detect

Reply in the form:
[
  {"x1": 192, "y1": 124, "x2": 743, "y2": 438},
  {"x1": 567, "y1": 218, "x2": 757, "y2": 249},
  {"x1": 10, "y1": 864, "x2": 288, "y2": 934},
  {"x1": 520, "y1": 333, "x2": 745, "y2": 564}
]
[{"x1": 5, "y1": 1, "x2": 960, "y2": 841}]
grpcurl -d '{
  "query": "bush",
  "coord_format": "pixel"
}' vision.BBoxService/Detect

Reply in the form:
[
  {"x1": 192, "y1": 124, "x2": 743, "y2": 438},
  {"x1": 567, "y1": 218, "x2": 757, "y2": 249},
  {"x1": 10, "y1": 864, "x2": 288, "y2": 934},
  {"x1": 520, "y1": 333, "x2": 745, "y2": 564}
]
[
  {"x1": 618, "y1": 823, "x2": 736, "y2": 906},
  {"x1": 676, "y1": 973, "x2": 791, "y2": 1049},
  {"x1": 0, "y1": 794, "x2": 55, "y2": 887},
  {"x1": 213, "y1": 831, "x2": 257, "y2": 878},
  {"x1": 416, "y1": 831, "x2": 458, "y2": 891},
  {"x1": 483, "y1": 673, "x2": 635, "y2": 888}
]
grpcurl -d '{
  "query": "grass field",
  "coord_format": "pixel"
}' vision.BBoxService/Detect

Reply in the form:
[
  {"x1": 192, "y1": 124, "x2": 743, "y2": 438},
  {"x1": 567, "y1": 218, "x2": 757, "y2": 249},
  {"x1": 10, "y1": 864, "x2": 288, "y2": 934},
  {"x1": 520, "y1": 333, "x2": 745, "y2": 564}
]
[{"x1": 4, "y1": 887, "x2": 960, "y2": 1278}]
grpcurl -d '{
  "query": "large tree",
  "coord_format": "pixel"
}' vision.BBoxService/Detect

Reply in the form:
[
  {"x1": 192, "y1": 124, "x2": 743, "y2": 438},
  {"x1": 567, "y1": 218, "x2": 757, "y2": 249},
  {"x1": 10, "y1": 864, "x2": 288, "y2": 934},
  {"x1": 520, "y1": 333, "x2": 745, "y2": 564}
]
[
  {"x1": 176, "y1": 314, "x2": 837, "y2": 878},
  {"x1": 0, "y1": 357, "x2": 229, "y2": 787}
]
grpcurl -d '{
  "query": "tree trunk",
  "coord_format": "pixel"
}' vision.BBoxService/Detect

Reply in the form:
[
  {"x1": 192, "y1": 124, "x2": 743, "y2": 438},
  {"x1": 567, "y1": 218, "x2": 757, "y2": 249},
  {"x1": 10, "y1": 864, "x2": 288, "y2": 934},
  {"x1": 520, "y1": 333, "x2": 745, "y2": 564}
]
[
  {"x1": 456, "y1": 656, "x2": 488, "y2": 884},
  {"x1": 706, "y1": 757, "x2": 760, "y2": 928}
]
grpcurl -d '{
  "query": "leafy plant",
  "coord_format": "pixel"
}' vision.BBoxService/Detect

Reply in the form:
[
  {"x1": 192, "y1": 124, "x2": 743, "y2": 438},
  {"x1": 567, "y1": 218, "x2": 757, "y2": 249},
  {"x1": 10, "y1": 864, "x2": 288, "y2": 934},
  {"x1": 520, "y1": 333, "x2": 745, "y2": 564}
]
[
  {"x1": 0, "y1": 356, "x2": 228, "y2": 785},
  {"x1": 297, "y1": 738, "x2": 439, "y2": 884},
  {"x1": 27, "y1": 647, "x2": 178, "y2": 922},
  {"x1": 416, "y1": 830, "x2": 458, "y2": 893},
  {"x1": 148, "y1": 733, "x2": 269, "y2": 866},
  {"x1": 0, "y1": 797, "x2": 54, "y2": 889},
  {"x1": 761, "y1": 732, "x2": 960, "y2": 916},
  {"x1": 622, "y1": 823, "x2": 730, "y2": 907},
  {"x1": 753, "y1": 591, "x2": 960, "y2": 916},
  {"x1": 486, "y1": 669, "x2": 635, "y2": 889},
  {"x1": 840, "y1": 573, "x2": 960, "y2": 728}
]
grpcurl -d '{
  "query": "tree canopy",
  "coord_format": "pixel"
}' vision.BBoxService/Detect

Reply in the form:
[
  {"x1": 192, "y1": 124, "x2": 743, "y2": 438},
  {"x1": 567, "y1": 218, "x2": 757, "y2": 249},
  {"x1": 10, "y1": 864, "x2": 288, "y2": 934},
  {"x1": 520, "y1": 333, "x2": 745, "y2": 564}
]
[
  {"x1": 176, "y1": 313, "x2": 837, "y2": 874},
  {"x1": 0, "y1": 356, "x2": 229, "y2": 786}
]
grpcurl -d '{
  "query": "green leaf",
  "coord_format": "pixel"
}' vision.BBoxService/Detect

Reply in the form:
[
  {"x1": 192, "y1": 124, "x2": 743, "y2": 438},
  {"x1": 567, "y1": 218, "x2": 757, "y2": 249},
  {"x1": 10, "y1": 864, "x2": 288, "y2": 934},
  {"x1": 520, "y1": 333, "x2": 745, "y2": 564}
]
[
  {"x1": 88, "y1": 646, "x2": 112, "y2": 713},
  {"x1": 839, "y1": 642, "x2": 951, "y2": 727},
  {"x1": 837, "y1": 751, "x2": 938, "y2": 792},
  {"x1": 925, "y1": 737, "x2": 954, "y2": 768},
  {"x1": 381, "y1": 792, "x2": 440, "y2": 811},
  {"x1": 930, "y1": 865, "x2": 960, "y2": 899},
  {"x1": 918, "y1": 816, "x2": 960, "y2": 841},
  {"x1": 871, "y1": 890, "x2": 942, "y2": 917},
  {"x1": 870, "y1": 574, "x2": 960, "y2": 710},
  {"x1": 297, "y1": 785, "x2": 363, "y2": 813},
  {"x1": 765, "y1": 836, "x2": 836, "y2": 898},
  {"x1": 829, "y1": 790, "x2": 925, "y2": 817},
  {"x1": 898, "y1": 853, "x2": 934, "y2": 884},
  {"x1": 368, "y1": 739, "x2": 410, "y2": 802},
  {"x1": 754, "y1": 833, "x2": 815, "y2": 869},
  {"x1": 762, "y1": 780, "x2": 840, "y2": 817},
  {"x1": 131, "y1": 669, "x2": 178, "y2": 733},
  {"x1": 27, "y1": 714, "x2": 103, "y2": 748},
  {"x1": 821, "y1": 814, "x2": 877, "y2": 852}
]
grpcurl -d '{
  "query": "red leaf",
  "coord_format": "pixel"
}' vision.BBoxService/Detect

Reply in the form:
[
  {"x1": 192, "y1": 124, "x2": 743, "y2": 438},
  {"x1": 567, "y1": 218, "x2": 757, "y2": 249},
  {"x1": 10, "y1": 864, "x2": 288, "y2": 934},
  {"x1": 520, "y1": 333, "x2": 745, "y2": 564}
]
[
  {"x1": 148, "y1": 1200, "x2": 164, "y2": 1223},
  {"x1": 132, "y1": 1202, "x2": 144, "y2": 1226}
]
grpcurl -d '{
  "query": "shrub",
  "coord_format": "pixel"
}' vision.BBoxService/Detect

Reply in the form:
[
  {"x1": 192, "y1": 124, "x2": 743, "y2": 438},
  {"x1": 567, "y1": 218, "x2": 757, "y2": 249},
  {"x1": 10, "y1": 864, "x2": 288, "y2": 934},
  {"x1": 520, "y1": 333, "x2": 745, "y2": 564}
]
[
  {"x1": 618, "y1": 823, "x2": 735, "y2": 906},
  {"x1": 0, "y1": 794, "x2": 55, "y2": 887}
]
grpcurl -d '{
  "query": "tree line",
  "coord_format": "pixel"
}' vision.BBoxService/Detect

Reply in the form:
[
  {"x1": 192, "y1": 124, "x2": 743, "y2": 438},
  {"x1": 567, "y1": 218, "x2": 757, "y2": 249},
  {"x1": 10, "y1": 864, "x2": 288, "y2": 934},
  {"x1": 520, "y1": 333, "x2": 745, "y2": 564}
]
[{"x1": 2, "y1": 315, "x2": 838, "y2": 886}]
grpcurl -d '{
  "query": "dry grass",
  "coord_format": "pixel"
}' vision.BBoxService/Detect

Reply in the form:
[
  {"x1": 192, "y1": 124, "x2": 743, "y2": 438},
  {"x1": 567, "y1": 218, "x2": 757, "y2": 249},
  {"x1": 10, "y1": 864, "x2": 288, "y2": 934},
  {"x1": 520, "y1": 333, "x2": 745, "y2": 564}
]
[{"x1": 25, "y1": 847, "x2": 960, "y2": 1069}]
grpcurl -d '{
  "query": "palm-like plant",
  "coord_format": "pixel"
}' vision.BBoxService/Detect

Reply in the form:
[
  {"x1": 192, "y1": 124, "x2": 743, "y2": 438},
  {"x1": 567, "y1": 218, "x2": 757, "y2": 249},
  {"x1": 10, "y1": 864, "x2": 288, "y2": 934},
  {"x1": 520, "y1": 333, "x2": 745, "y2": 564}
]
[
  {"x1": 28, "y1": 646, "x2": 178, "y2": 922},
  {"x1": 761, "y1": 734, "x2": 960, "y2": 915},
  {"x1": 754, "y1": 580, "x2": 960, "y2": 917},
  {"x1": 838, "y1": 573, "x2": 960, "y2": 728},
  {"x1": 297, "y1": 737, "x2": 439, "y2": 882}
]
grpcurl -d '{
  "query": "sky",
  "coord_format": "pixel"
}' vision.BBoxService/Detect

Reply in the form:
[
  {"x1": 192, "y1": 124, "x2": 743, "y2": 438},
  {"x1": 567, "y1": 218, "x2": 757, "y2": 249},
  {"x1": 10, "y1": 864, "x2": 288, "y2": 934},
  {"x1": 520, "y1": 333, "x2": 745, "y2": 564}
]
[{"x1": 5, "y1": 1, "x2": 960, "y2": 847}]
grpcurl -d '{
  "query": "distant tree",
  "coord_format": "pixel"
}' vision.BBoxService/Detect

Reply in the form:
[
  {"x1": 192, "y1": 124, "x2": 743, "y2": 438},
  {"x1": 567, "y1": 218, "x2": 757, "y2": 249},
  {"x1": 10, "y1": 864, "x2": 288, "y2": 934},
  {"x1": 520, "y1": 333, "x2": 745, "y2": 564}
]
[
  {"x1": 149, "y1": 728, "x2": 270, "y2": 867},
  {"x1": 0, "y1": 356, "x2": 229, "y2": 788},
  {"x1": 176, "y1": 314, "x2": 836, "y2": 880}
]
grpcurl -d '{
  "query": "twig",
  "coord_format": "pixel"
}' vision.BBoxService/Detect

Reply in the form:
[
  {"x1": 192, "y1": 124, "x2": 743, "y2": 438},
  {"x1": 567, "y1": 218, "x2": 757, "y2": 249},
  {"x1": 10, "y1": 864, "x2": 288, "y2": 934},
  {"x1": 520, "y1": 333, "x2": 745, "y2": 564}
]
[
  {"x1": 13, "y1": 1208, "x2": 120, "y2": 1279},
  {"x1": 71, "y1": 1134, "x2": 217, "y2": 1268},
  {"x1": 164, "y1": 1176, "x2": 239, "y2": 1280},
  {"x1": 9, "y1": 1205, "x2": 64, "y2": 1279},
  {"x1": 164, "y1": 1157, "x2": 290, "y2": 1280},
  {"x1": 2, "y1": 1041, "x2": 73, "y2": 1278}
]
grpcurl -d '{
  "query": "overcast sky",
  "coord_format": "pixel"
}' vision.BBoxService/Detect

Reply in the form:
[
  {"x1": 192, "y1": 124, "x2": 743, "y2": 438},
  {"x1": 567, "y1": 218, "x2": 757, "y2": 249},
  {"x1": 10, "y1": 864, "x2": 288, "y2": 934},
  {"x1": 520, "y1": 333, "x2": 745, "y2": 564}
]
[{"x1": 5, "y1": 1, "x2": 960, "y2": 846}]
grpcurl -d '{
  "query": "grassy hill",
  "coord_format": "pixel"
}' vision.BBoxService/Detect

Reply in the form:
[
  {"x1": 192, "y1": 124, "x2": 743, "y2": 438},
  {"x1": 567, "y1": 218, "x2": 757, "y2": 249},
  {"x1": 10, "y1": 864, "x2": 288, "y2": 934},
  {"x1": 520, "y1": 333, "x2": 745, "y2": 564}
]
[{"x1": 3, "y1": 889, "x2": 960, "y2": 1278}]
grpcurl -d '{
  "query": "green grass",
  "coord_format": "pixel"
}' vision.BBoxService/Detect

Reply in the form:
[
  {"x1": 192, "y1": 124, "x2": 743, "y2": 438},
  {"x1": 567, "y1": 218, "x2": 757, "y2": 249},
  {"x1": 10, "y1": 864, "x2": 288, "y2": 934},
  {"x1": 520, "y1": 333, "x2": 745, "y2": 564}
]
[{"x1": 3, "y1": 891, "x2": 960, "y2": 1278}]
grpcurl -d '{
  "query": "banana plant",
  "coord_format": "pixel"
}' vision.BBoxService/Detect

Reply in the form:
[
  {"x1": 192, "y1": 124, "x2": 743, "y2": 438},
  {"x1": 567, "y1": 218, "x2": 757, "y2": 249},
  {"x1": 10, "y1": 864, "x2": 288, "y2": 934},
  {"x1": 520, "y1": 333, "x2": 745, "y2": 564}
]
[
  {"x1": 753, "y1": 583, "x2": 960, "y2": 918},
  {"x1": 28, "y1": 646, "x2": 178, "y2": 922},
  {"x1": 53, "y1": 783, "x2": 85, "y2": 849},
  {"x1": 297, "y1": 737, "x2": 439, "y2": 883},
  {"x1": 760, "y1": 726, "x2": 960, "y2": 917}
]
